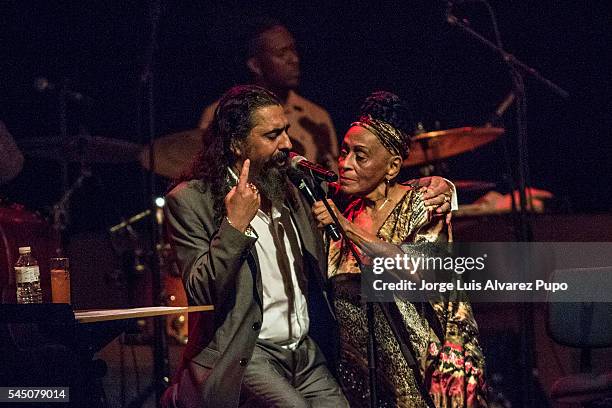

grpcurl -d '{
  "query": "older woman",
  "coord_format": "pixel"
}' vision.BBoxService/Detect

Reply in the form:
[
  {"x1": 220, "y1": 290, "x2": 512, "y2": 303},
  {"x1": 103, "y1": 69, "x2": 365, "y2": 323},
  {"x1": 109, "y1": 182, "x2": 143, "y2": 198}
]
[{"x1": 313, "y1": 92, "x2": 488, "y2": 407}]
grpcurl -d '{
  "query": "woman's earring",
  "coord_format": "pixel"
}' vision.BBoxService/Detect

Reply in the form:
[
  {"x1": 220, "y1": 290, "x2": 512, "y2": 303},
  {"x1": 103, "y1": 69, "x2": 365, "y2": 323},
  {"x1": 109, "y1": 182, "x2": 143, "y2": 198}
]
[{"x1": 379, "y1": 179, "x2": 391, "y2": 211}]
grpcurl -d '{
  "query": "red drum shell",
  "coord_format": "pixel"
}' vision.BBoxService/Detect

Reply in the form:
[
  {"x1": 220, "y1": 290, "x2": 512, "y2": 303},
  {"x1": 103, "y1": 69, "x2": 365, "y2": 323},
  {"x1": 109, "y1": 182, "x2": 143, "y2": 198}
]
[{"x1": 0, "y1": 205, "x2": 58, "y2": 303}]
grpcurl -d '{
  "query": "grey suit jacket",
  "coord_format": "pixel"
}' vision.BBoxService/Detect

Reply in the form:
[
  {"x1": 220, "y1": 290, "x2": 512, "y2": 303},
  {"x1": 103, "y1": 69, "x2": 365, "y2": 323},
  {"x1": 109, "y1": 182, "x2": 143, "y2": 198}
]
[{"x1": 164, "y1": 178, "x2": 332, "y2": 408}]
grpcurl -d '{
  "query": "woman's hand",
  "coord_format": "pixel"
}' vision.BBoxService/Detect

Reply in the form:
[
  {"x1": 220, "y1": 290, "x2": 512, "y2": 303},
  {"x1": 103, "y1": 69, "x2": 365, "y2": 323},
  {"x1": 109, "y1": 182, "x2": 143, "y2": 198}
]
[{"x1": 311, "y1": 199, "x2": 347, "y2": 231}]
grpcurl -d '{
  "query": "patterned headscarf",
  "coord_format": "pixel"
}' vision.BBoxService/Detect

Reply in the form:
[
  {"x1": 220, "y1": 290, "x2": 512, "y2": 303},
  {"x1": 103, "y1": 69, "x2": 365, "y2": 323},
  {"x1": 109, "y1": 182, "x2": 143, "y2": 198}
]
[
  {"x1": 353, "y1": 91, "x2": 414, "y2": 159},
  {"x1": 350, "y1": 114, "x2": 411, "y2": 160}
]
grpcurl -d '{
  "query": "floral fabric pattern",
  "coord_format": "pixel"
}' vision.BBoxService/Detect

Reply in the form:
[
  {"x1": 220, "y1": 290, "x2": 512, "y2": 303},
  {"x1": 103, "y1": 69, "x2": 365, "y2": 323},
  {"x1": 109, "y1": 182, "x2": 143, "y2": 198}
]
[{"x1": 328, "y1": 188, "x2": 488, "y2": 407}]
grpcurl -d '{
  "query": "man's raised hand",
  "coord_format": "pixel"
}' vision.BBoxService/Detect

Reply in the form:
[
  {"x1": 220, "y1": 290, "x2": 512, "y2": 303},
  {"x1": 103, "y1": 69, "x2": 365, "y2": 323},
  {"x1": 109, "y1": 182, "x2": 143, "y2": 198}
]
[{"x1": 225, "y1": 159, "x2": 260, "y2": 233}]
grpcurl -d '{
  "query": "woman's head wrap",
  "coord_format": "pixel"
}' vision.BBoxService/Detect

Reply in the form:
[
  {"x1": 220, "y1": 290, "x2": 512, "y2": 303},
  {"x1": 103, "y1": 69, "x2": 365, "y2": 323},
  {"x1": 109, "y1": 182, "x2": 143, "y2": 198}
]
[{"x1": 351, "y1": 91, "x2": 414, "y2": 159}]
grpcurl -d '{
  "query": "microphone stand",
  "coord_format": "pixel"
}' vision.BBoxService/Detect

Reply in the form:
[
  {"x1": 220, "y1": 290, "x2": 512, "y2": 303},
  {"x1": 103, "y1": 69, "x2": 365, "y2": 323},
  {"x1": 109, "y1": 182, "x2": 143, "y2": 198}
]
[
  {"x1": 445, "y1": 5, "x2": 569, "y2": 99},
  {"x1": 52, "y1": 82, "x2": 92, "y2": 255},
  {"x1": 51, "y1": 78, "x2": 70, "y2": 256},
  {"x1": 445, "y1": 3, "x2": 568, "y2": 406},
  {"x1": 130, "y1": 1, "x2": 168, "y2": 407},
  {"x1": 51, "y1": 162, "x2": 92, "y2": 253}
]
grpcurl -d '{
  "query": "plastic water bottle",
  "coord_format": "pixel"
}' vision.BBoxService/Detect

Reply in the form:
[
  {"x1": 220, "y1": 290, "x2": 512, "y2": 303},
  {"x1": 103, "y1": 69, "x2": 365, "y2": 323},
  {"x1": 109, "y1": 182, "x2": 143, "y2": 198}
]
[{"x1": 15, "y1": 246, "x2": 43, "y2": 304}]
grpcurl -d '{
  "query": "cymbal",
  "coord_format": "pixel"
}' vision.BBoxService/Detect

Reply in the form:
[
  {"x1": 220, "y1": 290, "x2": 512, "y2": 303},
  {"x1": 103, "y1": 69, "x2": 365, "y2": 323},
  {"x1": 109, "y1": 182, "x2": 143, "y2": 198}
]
[
  {"x1": 139, "y1": 129, "x2": 204, "y2": 179},
  {"x1": 403, "y1": 126, "x2": 504, "y2": 167},
  {"x1": 454, "y1": 180, "x2": 496, "y2": 191},
  {"x1": 19, "y1": 135, "x2": 141, "y2": 164}
]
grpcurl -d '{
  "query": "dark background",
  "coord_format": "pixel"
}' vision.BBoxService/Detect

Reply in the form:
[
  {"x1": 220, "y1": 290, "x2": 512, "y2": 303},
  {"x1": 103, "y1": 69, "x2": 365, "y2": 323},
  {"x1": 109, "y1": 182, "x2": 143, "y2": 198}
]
[
  {"x1": 1, "y1": 0, "x2": 611, "y2": 231},
  {"x1": 1, "y1": 2, "x2": 611, "y2": 404}
]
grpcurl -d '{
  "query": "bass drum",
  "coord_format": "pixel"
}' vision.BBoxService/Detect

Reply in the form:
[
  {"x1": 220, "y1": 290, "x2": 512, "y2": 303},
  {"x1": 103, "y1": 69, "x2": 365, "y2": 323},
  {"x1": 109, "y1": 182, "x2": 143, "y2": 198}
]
[{"x1": 0, "y1": 204, "x2": 58, "y2": 303}]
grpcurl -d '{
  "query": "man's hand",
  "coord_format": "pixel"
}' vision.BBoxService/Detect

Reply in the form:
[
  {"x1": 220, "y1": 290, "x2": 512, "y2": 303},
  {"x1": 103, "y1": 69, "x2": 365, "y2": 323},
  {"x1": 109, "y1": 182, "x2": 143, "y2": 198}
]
[
  {"x1": 415, "y1": 176, "x2": 453, "y2": 217},
  {"x1": 224, "y1": 159, "x2": 260, "y2": 233}
]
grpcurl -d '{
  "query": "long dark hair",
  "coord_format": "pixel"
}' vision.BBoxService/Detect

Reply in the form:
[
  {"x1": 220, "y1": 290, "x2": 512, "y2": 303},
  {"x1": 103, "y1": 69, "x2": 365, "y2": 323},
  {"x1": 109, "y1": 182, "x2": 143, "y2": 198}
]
[{"x1": 180, "y1": 85, "x2": 281, "y2": 226}]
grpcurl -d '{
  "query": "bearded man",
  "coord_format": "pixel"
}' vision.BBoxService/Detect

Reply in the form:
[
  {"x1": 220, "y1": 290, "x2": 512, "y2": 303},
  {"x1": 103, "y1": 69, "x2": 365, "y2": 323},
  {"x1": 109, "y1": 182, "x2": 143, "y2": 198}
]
[{"x1": 162, "y1": 85, "x2": 349, "y2": 408}]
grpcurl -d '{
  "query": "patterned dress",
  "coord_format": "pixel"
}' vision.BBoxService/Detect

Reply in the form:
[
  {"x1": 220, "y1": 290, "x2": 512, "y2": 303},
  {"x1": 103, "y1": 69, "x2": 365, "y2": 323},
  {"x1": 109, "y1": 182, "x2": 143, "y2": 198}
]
[{"x1": 328, "y1": 188, "x2": 488, "y2": 407}]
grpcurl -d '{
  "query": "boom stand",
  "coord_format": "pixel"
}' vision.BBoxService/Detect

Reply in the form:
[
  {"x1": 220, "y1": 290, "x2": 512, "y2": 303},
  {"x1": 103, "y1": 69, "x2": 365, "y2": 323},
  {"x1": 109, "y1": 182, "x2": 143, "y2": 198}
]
[
  {"x1": 128, "y1": 1, "x2": 169, "y2": 407},
  {"x1": 445, "y1": 3, "x2": 568, "y2": 406}
]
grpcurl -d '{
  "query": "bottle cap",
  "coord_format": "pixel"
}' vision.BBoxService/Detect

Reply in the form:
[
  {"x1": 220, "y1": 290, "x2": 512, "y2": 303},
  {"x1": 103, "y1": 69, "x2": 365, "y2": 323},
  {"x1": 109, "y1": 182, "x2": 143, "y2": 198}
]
[{"x1": 18, "y1": 246, "x2": 31, "y2": 254}]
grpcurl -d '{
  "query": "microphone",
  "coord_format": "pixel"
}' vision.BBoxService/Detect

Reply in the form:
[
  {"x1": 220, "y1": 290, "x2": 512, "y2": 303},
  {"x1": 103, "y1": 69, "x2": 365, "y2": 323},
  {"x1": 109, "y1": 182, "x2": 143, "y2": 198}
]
[
  {"x1": 494, "y1": 91, "x2": 516, "y2": 118},
  {"x1": 33, "y1": 77, "x2": 93, "y2": 104},
  {"x1": 485, "y1": 91, "x2": 515, "y2": 126},
  {"x1": 444, "y1": 0, "x2": 478, "y2": 23},
  {"x1": 287, "y1": 168, "x2": 341, "y2": 241},
  {"x1": 445, "y1": 1, "x2": 458, "y2": 23},
  {"x1": 289, "y1": 152, "x2": 338, "y2": 182}
]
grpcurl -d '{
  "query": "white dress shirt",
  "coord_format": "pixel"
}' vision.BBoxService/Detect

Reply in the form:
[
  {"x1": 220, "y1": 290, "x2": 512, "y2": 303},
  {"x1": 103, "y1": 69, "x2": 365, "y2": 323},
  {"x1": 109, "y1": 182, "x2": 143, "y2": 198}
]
[
  {"x1": 447, "y1": 179, "x2": 459, "y2": 211},
  {"x1": 251, "y1": 205, "x2": 309, "y2": 349},
  {"x1": 227, "y1": 168, "x2": 309, "y2": 349}
]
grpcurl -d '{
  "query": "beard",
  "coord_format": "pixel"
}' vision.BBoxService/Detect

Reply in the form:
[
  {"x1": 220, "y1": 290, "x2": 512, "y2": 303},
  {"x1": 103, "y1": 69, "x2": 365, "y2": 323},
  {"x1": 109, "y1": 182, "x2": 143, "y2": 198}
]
[{"x1": 251, "y1": 151, "x2": 289, "y2": 205}]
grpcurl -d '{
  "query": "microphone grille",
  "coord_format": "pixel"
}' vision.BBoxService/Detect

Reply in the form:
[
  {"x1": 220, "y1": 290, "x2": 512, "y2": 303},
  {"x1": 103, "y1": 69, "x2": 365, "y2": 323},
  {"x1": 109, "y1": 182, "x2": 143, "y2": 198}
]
[{"x1": 289, "y1": 152, "x2": 306, "y2": 169}]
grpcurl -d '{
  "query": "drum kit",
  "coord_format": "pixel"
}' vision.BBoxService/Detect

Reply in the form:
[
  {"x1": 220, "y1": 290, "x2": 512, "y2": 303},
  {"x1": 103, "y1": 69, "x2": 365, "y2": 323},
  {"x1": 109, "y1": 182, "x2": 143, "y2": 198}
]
[
  {"x1": 136, "y1": 124, "x2": 505, "y2": 184},
  {"x1": 6, "y1": 122, "x2": 504, "y2": 182},
  {"x1": 3, "y1": 124, "x2": 506, "y2": 225}
]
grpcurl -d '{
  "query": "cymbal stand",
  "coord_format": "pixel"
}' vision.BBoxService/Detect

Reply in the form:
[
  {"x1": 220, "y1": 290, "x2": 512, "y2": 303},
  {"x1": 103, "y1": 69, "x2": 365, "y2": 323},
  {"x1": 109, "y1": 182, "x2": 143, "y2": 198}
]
[
  {"x1": 124, "y1": 200, "x2": 170, "y2": 408},
  {"x1": 51, "y1": 163, "x2": 92, "y2": 254},
  {"x1": 445, "y1": 2, "x2": 568, "y2": 406},
  {"x1": 53, "y1": 83, "x2": 92, "y2": 255},
  {"x1": 58, "y1": 79, "x2": 69, "y2": 206},
  {"x1": 130, "y1": 1, "x2": 169, "y2": 407},
  {"x1": 50, "y1": 78, "x2": 71, "y2": 256},
  {"x1": 415, "y1": 137, "x2": 447, "y2": 178},
  {"x1": 419, "y1": 137, "x2": 434, "y2": 176}
]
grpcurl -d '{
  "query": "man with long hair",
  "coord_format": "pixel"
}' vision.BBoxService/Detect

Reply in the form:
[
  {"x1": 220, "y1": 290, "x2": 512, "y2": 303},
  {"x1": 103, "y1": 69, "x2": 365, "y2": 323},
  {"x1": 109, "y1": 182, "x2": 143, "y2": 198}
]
[{"x1": 163, "y1": 85, "x2": 348, "y2": 407}]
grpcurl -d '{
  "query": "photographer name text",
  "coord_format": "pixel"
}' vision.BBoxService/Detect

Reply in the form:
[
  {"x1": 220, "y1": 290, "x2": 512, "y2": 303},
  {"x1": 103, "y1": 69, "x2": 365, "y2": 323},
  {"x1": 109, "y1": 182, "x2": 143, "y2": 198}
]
[{"x1": 372, "y1": 279, "x2": 568, "y2": 293}]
